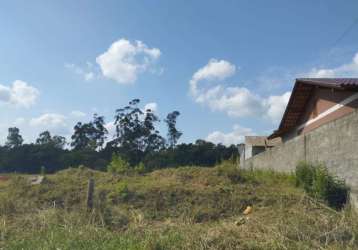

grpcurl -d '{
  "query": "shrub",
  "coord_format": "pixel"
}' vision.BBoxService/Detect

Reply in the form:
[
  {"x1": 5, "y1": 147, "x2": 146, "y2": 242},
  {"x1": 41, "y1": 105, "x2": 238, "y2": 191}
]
[
  {"x1": 107, "y1": 154, "x2": 130, "y2": 174},
  {"x1": 295, "y1": 162, "x2": 349, "y2": 209},
  {"x1": 134, "y1": 162, "x2": 146, "y2": 174},
  {"x1": 108, "y1": 181, "x2": 130, "y2": 202},
  {"x1": 295, "y1": 162, "x2": 315, "y2": 192},
  {"x1": 216, "y1": 160, "x2": 243, "y2": 183}
]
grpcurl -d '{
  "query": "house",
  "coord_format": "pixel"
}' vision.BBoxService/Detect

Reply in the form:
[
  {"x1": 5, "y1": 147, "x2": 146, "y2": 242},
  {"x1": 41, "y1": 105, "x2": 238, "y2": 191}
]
[
  {"x1": 241, "y1": 136, "x2": 281, "y2": 161},
  {"x1": 269, "y1": 78, "x2": 358, "y2": 142}
]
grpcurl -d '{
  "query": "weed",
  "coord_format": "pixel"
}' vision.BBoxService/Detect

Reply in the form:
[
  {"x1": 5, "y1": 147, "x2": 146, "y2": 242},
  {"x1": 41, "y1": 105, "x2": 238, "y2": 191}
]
[
  {"x1": 295, "y1": 162, "x2": 349, "y2": 209},
  {"x1": 107, "y1": 154, "x2": 130, "y2": 174}
]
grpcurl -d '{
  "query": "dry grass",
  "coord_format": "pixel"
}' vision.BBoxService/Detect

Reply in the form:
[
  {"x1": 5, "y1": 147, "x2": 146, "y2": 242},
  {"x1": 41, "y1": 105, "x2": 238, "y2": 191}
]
[{"x1": 0, "y1": 163, "x2": 357, "y2": 249}]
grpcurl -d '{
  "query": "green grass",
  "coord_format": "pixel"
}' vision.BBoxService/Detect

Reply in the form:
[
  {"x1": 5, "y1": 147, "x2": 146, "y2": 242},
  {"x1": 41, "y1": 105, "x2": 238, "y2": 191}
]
[{"x1": 0, "y1": 163, "x2": 357, "y2": 250}]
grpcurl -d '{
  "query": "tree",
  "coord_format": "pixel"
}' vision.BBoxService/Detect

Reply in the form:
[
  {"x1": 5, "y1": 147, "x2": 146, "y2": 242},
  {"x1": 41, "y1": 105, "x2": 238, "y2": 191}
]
[
  {"x1": 36, "y1": 131, "x2": 52, "y2": 145},
  {"x1": 113, "y1": 99, "x2": 143, "y2": 150},
  {"x1": 36, "y1": 131, "x2": 67, "y2": 149},
  {"x1": 142, "y1": 108, "x2": 165, "y2": 152},
  {"x1": 52, "y1": 135, "x2": 67, "y2": 149},
  {"x1": 164, "y1": 111, "x2": 182, "y2": 148},
  {"x1": 71, "y1": 122, "x2": 93, "y2": 150},
  {"x1": 92, "y1": 114, "x2": 108, "y2": 150},
  {"x1": 6, "y1": 127, "x2": 23, "y2": 148},
  {"x1": 113, "y1": 99, "x2": 165, "y2": 151},
  {"x1": 70, "y1": 114, "x2": 108, "y2": 150},
  {"x1": 112, "y1": 99, "x2": 165, "y2": 165}
]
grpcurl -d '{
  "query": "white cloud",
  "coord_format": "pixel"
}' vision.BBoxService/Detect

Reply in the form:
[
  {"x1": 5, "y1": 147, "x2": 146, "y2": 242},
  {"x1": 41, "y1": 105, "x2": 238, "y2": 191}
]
[
  {"x1": 190, "y1": 59, "x2": 290, "y2": 123},
  {"x1": 190, "y1": 59, "x2": 236, "y2": 96},
  {"x1": 0, "y1": 111, "x2": 91, "y2": 144},
  {"x1": 65, "y1": 63, "x2": 96, "y2": 81},
  {"x1": 13, "y1": 117, "x2": 26, "y2": 126},
  {"x1": 0, "y1": 80, "x2": 39, "y2": 108},
  {"x1": 104, "y1": 121, "x2": 116, "y2": 141},
  {"x1": 206, "y1": 124, "x2": 253, "y2": 146},
  {"x1": 96, "y1": 38, "x2": 161, "y2": 84},
  {"x1": 0, "y1": 85, "x2": 11, "y2": 103},
  {"x1": 84, "y1": 72, "x2": 95, "y2": 81},
  {"x1": 306, "y1": 52, "x2": 358, "y2": 78},
  {"x1": 264, "y1": 92, "x2": 291, "y2": 123},
  {"x1": 144, "y1": 102, "x2": 158, "y2": 113},
  {"x1": 30, "y1": 113, "x2": 67, "y2": 128},
  {"x1": 70, "y1": 110, "x2": 87, "y2": 118}
]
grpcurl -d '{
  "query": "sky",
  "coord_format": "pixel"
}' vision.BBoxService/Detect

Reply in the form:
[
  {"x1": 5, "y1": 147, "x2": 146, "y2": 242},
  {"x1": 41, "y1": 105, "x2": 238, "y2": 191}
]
[{"x1": 0, "y1": 0, "x2": 358, "y2": 145}]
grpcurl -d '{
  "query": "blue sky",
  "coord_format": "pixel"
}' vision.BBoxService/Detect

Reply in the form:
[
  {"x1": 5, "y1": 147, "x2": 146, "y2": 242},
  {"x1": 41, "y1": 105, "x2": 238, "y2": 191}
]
[{"x1": 1, "y1": 0, "x2": 358, "y2": 145}]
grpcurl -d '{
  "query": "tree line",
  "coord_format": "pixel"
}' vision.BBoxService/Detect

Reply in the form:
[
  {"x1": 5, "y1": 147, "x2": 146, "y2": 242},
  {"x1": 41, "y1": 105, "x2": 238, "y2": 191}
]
[{"x1": 0, "y1": 99, "x2": 239, "y2": 174}]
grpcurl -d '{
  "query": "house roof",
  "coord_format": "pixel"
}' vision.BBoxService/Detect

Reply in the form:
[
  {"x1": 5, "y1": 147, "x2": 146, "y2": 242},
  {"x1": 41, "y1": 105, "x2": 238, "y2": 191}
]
[{"x1": 269, "y1": 78, "x2": 358, "y2": 139}]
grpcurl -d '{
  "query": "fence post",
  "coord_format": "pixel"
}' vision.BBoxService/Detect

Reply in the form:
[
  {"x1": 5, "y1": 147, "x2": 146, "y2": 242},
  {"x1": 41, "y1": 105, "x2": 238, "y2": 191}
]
[
  {"x1": 304, "y1": 134, "x2": 307, "y2": 162},
  {"x1": 86, "y1": 178, "x2": 95, "y2": 211}
]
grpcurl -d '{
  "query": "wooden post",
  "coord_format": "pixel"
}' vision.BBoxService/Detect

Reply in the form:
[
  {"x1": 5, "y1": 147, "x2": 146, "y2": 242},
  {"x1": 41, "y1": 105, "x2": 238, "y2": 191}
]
[{"x1": 86, "y1": 178, "x2": 95, "y2": 211}]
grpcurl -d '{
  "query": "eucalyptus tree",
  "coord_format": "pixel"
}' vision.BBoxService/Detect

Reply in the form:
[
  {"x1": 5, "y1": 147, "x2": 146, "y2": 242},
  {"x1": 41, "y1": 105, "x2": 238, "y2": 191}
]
[
  {"x1": 164, "y1": 111, "x2": 182, "y2": 148},
  {"x1": 6, "y1": 127, "x2": 23, "y2": 148}
]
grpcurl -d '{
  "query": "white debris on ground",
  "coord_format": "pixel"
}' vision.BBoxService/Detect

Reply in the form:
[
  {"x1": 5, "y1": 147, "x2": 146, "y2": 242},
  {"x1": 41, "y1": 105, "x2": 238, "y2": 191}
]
[{"x1": 28, "y1": 176, "x2": 44, "y2": 185}]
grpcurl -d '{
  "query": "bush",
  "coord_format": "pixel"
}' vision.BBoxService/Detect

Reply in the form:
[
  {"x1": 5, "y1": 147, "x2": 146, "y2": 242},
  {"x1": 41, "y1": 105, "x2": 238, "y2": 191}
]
[
  {"x1": 134, "y1": 162, "x2": 146, "y2": 174},
  {"x1": 295, "y1": 162, "x2": 349, "y2": 209},
  {"x1": 107, "y1": 154, "x2": 130, "y2": 174},
  {"x1": 216, "y1": 160, "x2": 243, "y2": 183},
  {"x1": 108, "y1": 181, "x2": 130, "y2": 202},
  {"x1": 295, "y1": 162, "x2": 315, "y2": 192}
]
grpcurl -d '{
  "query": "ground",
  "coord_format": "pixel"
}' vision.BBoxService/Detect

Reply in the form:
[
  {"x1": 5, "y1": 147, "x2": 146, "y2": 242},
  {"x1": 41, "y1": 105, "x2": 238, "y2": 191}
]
[{"x1": 0, "y1": 162, "x2": 357, "y2": 250}]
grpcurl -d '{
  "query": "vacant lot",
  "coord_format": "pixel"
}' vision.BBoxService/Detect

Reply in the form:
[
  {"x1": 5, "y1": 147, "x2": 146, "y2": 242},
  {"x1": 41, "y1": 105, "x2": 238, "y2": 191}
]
[{"x1": 0, "y1": 163, "x2": 357, "y2": 250}]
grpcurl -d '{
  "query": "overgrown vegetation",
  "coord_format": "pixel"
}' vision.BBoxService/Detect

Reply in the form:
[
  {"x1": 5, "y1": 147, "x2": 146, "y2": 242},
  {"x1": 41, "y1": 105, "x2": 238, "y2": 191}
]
[
  {"x1": 0, "y1": 99, "x2": 239, "y2": 174},
  {"x1": 295, "y1": 162, "x2": 349, "y2": 209},
  {"x1": 0, "y1": 162, "x2": 357, "y2": 249},
  {"x1": 107, "y1": 154, "x2": 131, "y2": 174}
]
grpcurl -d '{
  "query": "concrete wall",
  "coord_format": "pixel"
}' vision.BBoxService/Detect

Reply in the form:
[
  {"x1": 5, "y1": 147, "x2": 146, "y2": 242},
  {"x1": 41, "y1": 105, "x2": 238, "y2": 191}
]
[{"x1": 245, "y1": 110, "x2": 358, "y2": 205}]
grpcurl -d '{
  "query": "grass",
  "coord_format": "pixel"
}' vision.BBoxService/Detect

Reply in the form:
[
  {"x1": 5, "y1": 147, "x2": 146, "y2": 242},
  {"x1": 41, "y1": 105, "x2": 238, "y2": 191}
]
[{"x1": 0, "y1": 162, "x2": 357, "y2": 249}]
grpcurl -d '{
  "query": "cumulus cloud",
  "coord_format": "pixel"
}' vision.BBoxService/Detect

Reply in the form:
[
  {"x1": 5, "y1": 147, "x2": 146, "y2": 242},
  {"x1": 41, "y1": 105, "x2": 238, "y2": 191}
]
[
  {"x1": 190, "y1": 59, "x2": 236, "y2": 96},
  {"x1": 190, "y1": 59, "x2": 290, "y2": 123},
  {"x1": 144, "y1": 102, "x2": 158, "y2": 113},
  {"x1": 30, "y1": 113, "x2": 67, "y2": 128},
  {"x1": 206, "y1": 124, "x2": 253, "y2": 146},
  {"x1": 0, "y1": 80, "x2": 39, "y2": 108},
  {"x1": 306, "y1": 52, "x2": 358, "y2": 78},
  {"x1": 96, "y1": 39, "x2": 161, "y2": 84},
  {"x1": 65, "y1": 63, "x2": 96, "y2": 81},
  {"x1": 265, "y1": 92, "x2": 291, "y2": 123}
]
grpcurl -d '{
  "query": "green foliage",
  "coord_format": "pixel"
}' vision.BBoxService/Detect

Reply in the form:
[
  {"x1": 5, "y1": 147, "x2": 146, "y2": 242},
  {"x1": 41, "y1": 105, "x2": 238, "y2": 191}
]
[
  {"x1": 0, "y1": 98, "x2": 242, "y2": 174},
  {"x1": 71, "y1": 114, "x2": 108, "y2": 151},
  {"x1": 5, "y1": 127, "x2": 23, "y2": 148},
  {"x1": 108, "y1": 181, "x2": 130, "y2": 202},
  {"x1": 113, "y1": 99, "x2": 165, "y2": 155},
  {"x1": 295, "y1": 162, "x2": 349, "y2": 209},
  {"x1": 134, "y1": 162, "x2": 146, "y2": 174},
  {"x1": 107, "y1": 154, "x2": 130, "y2": 174},
  {"x1": 216, "y1": 160, "x2": 243, "y2": 183},
  {"x1": 295, "y1": 161, "x2": 315, "y2": 192},
  {"x1": 164, "y1": 111, "x2": 182, "y2": 148}
]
